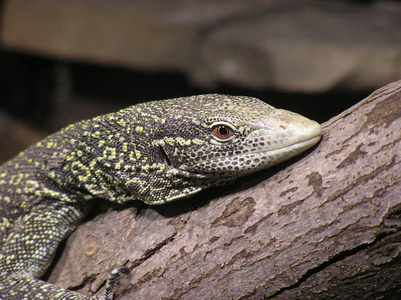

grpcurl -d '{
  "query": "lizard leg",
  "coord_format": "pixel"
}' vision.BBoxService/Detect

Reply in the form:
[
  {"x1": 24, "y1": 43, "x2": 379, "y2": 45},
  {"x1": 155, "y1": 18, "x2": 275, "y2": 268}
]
[
  {"x1": 0, "y1": 200, "x2": 105, "y2": 299},
  {"x1": 103, "y1": 267, "x2": 130, "y2": 300}
]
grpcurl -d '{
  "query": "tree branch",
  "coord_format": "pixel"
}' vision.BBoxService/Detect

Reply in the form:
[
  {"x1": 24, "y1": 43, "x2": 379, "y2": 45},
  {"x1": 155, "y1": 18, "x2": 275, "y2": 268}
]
[{"x1": 48, "y1": 80, "x2": 401, "y2": 299}]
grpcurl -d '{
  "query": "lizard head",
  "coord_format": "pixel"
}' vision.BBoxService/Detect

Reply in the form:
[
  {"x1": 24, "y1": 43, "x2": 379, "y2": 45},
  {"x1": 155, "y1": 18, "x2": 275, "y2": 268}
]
[
  {"x1": 90, "y1": 94, "x2": 320, "y2": 204},
  {"x1": 152, "y1": 94, "x2": 321, "y2": 173},
  {"x1": 130, "y1": 94, "x2": 321, "y2": 203}
]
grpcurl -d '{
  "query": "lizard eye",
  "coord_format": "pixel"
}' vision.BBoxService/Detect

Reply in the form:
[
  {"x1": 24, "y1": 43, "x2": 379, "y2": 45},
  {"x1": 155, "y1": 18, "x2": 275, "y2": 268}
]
[
  {"x1": 211, "y1": 122, "x2": 236, "y2": 143},
  {"x1": 214, "y1": 125, "x2": 231, "y2": 139}
]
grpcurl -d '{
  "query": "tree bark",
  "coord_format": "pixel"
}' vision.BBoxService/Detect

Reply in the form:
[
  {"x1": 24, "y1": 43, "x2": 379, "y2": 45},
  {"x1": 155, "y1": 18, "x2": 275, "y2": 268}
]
[{"x1": 48, "y1": 81, "x2": 401, "y2": 299}]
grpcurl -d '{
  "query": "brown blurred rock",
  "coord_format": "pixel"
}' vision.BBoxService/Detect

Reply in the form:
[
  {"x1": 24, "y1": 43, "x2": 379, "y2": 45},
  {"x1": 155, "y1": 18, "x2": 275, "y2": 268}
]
[
  {"x1": 2, "y1": 0, "x2": 401, "y2": 92},
  {"x1": 0, "y1": 0, "x2": 275, "y2": 69},
  {"x1": 0, "y1": 110, "x2": 45, "y2": 163},
  {"x1": 193, "y1": 1, "x2": 401, "y2": 91}
]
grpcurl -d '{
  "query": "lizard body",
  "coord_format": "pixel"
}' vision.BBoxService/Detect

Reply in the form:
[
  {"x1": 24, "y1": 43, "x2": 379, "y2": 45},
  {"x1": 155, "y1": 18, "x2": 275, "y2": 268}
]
[{"x1": 0, "y1": 94, "x2": 321, "y2": 299}]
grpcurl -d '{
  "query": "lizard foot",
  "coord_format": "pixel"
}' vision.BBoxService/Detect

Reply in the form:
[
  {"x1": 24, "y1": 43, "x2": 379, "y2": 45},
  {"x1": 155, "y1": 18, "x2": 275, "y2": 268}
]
[{"x1": 102, "y1": 266, "x2": 130, "y2": 300}]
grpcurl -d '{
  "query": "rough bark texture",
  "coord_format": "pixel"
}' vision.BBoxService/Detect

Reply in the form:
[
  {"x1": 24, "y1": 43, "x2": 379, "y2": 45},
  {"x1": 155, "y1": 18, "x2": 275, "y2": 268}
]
[{"x1": 48, "y1": 81, "x2": 401, "y2": 299}]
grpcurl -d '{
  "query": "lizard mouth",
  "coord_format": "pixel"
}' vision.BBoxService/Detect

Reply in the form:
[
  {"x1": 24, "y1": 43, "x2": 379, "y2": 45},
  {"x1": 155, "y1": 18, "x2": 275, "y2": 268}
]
[{"x1": 258, "y1": 134, "x2": 321, "y2": 154}]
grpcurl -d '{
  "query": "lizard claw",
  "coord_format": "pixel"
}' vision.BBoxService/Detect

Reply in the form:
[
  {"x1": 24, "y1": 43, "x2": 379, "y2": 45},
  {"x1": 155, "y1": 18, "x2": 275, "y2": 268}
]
[{"x1": 102, "y1": 266, "x2": 130, "y2": 300}]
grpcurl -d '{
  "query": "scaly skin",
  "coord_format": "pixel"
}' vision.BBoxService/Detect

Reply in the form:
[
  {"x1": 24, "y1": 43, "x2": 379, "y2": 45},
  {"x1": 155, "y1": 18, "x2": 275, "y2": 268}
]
[{"x1": 0, "y1": 94, "x2": 321, "y2": 299}]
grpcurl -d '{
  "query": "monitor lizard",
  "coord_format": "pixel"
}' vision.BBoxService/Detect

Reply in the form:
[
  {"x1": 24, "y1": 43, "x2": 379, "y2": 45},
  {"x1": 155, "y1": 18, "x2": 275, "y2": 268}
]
[{"x1": 0, "y1": 94, "x2": 321, "y2": 299}]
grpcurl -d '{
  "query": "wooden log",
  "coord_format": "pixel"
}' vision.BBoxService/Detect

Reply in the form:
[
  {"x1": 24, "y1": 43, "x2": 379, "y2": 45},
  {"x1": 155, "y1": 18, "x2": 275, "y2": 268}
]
[{"x1": 48, "y1": 80, "x2": 401, "y2": 299}]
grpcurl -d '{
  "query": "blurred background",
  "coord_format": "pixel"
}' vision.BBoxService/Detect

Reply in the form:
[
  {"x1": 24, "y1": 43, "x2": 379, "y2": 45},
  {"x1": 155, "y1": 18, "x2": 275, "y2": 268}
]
[{"x1": 0, "y1": 0, "x2": 400, "y2": 163}]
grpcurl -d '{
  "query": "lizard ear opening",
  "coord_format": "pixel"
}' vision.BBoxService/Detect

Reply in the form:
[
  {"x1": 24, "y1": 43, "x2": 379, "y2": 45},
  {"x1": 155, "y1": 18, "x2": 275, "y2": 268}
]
[{"x1": 159, "y1": 145, "x2": 172, "y2": 166}]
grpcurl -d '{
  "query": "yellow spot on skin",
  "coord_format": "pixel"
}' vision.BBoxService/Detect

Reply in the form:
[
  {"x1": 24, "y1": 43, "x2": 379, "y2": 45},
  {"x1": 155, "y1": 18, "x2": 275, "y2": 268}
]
[
  {"x1": 176, "y1": 137, "x2": 191, "y2": 146},
  {"x1": 135, "y1": 150, "x2": 141, "y2": 160},
  {"x1": 92, "y1": 131, "x2": 101, "y2": 139},
  {"x1": 104, "y1": 147, "x2": 117, "y2": 160},
  {"x1": 136, "y1": 126, "x2": 144, "y2": 132},
  {"x1": 129, "y1": 152, "x2": 137, "y2": 162},
  {"x1": 164, "y1": 137, "x2": 175, "y2": 146},
  {"x1": 89, "y1": 159, "x2": 97, "y2": 168},
  {"x1": 192, "y1": 138, "x2": 204, "y2": 145},
  {"x1": 1, "y1": 217, "x2": 10, "y2": 227},
  {"x1": 46, "y1": 142, "x2": 56, "y2": 148}
]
